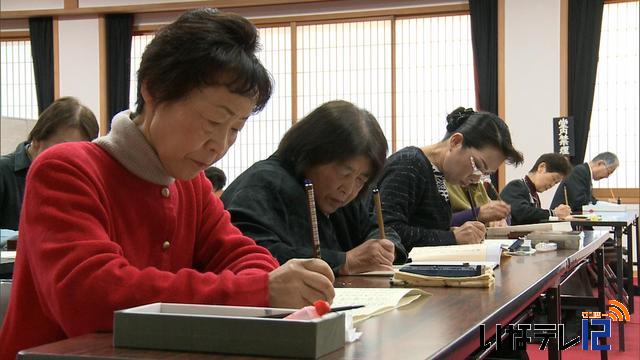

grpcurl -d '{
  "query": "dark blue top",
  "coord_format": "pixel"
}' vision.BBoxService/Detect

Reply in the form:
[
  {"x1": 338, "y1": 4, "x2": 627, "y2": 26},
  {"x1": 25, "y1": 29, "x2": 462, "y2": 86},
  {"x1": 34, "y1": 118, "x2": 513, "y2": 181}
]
[
  {"x1": 0, "y1": 142, "x2": 31, "y2": 230},
  {"x1": 500, "y1": 177, "x2": 552, "y2": 225},
  {"x1": 550, "y1": 163, "x2": 597, "y2": 212}
]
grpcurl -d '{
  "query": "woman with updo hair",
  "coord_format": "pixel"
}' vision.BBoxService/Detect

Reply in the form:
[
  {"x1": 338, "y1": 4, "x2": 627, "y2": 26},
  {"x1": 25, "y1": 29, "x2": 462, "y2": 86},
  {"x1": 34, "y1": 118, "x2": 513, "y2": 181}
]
[{"x1": 372, "y1": 107, "x2": 524, "y2": 252}]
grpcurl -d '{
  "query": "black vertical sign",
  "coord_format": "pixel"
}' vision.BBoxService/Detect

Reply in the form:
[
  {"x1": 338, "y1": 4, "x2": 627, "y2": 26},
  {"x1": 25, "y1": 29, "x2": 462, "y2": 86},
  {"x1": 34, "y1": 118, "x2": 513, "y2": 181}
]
[{"x1": 553, "y1": 116, "x2": 574, "y2": 156}]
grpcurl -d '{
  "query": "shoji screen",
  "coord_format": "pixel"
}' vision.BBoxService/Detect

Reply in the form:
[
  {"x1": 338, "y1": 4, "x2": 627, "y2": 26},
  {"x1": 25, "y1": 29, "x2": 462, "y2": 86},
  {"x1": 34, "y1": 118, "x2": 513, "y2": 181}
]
[
  {"x1": 216, "y1": 25, "x2": 293, "y2": 184},
  {"x1": 129, "y1": 33, "x2": 154, "y2": 112},
  {"x1": 1, "y1": 40, "x2": 38, "y2": 154},
  {"x1": 585, "y1": 1, "x2": 639, "y2": 188},
  {"x1": 296, "y1": 20, "x2": 393, "y2": 151},
  {"x1": 395, "y1": 15, "x2": 476, "y2": 150}
]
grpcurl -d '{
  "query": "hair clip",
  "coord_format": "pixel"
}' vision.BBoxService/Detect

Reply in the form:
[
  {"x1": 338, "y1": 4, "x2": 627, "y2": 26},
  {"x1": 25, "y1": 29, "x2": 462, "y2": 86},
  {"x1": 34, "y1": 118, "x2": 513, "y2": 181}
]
[{"x1": 448, "y1": 107, "x2": 476, "y2": 130}]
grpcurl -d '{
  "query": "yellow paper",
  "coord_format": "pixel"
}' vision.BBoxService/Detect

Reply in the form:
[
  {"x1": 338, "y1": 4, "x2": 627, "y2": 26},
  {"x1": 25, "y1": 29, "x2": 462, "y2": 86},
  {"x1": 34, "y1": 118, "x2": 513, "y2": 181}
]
[{"x1": 332, "y1": 288, "x2": 429, "y2": 323}]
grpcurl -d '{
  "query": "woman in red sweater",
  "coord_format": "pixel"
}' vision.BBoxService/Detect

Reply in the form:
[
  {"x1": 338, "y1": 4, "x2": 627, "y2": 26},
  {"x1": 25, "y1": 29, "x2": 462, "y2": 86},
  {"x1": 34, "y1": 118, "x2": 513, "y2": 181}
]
[{"x1": 0, "y1": 9, "x2": 334, "y2": 358}]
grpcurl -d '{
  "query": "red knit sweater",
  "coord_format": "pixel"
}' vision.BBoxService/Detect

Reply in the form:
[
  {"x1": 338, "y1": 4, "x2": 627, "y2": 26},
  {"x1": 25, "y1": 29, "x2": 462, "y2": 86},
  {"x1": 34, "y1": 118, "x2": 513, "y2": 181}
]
[{"x1": 0, "y1": 142, "x2": 279, "y2": 358}]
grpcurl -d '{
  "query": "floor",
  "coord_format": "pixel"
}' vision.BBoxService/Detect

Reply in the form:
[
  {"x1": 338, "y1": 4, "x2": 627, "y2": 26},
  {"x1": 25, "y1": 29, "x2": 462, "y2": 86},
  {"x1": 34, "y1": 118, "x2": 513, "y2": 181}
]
[{"x1": 527, "y1": 277, "x2": 639, "y2": 359}]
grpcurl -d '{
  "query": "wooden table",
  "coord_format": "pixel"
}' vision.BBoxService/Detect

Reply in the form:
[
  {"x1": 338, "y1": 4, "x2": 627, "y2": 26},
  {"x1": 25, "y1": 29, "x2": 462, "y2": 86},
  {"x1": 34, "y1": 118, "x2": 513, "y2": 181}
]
[
  {"x1": 18, "y1": 231, "x2": 610, "y2": 360},
  {"x1": 569, "y1": 209, "x2": 639, "y2": 352}
]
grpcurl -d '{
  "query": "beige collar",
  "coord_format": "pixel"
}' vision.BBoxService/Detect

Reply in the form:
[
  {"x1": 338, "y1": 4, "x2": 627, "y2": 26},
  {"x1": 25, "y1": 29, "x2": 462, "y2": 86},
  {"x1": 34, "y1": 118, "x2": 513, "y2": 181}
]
[{"x1": 94, "y1": 111, "x2": 174, "y2": 186}]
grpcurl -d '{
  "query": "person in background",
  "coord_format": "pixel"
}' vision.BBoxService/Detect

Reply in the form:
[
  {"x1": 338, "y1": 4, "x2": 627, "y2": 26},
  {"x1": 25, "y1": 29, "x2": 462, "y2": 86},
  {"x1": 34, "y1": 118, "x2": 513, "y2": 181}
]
[
  {"x1": 222, "y1": 100, "x2": 406, "y2": 275},
  {"x1": 0, "y1": 96, "x2": 99, "y2": 230},
  {"x1": 373, "y1": 107, "x2": 524, "y2": 253},
  {"x1": 523, "y1": 154, "x2": 596, "y2": 339},
  {"x1": 447, "y1": 177, "x2": 511, "y2": 228},
  {"x1": 204, "y1": 166, "x2": 227, "y2": 197},
  {"x1": 550, "y1": 152, "x2": 619, "y2": 212},
  {"x1": 0, "y1": 10, "x2": 334, "y2": 359},
  {"x1": 501, "y1": 153, "x2": 573, "y2": 225}
]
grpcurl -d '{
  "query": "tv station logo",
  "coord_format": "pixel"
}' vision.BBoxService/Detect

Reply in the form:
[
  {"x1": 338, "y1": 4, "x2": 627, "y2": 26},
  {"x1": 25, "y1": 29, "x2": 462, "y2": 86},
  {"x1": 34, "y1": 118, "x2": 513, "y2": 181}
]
[
  {"x1": 478, "y1": 300, "x2": 630, "y2": 352},
  {"x1": 581, "y1": 300, "x2": 630, "y2": 351}
]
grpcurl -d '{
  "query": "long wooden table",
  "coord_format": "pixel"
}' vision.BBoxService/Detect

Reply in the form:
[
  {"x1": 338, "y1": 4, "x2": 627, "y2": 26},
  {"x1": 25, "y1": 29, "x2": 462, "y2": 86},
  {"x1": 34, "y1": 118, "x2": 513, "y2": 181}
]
[
  {"x1": 18, "y1": 231, "x2": 610, "y2": 360},
  {"x1": 568, "y1": 209, "x2": 639, "y2": 352}
]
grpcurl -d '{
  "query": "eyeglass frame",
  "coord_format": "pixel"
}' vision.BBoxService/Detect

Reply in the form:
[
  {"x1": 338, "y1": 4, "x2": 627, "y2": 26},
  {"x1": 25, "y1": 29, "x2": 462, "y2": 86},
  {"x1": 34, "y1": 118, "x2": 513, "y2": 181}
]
[{"x1": 470, "y1": 156, "x2": 493, "y2": 176}]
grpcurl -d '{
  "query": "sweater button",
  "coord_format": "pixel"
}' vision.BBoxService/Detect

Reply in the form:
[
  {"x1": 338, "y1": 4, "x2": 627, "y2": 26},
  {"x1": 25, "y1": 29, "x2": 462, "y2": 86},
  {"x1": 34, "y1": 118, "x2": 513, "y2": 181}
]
[
  {"x1": 161, "y1": 187, "x2": 170, "y2": 198},
  {"x1": 162, "y1": 241, "x2": 170, "y2": 250}
]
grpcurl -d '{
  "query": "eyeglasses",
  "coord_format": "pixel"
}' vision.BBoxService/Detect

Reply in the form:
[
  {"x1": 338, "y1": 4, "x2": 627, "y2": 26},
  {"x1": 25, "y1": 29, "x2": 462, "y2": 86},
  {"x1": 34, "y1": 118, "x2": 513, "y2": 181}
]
[{"x1": 470, "y1": 156, "x2": 492, "y2": 176}]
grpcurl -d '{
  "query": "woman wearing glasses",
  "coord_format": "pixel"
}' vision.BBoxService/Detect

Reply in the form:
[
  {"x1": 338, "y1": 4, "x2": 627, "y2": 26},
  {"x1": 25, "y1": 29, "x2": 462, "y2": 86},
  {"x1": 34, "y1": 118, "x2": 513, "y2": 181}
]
[{"x1": 372, "y1": 107, "x2": 524, "y2": 252}]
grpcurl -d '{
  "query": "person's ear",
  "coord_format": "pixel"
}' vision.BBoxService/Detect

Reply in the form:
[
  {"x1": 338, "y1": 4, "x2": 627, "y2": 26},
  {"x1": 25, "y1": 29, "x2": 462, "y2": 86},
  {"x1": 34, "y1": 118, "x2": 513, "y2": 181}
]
[
  {"x1": 537, "y1": 162, "x2": 547, "y2": 174},
  {"x1": 448, "y1": 133, "x2": 464, "y2": 150},
  {"x1": 29, "y1": 139, "x2": 42, "y2": 157},
  {"x1": 140, "y1": 82, "x2": 155, "y2": 114}
]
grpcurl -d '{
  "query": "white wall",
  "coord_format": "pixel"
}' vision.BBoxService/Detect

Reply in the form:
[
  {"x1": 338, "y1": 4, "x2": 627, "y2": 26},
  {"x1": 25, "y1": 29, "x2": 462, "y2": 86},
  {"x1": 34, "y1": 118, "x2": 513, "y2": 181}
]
[
  {"x1": 0, "y1": 117, "x2": 37, "y2": 155},
  {"x1": 504, "y1": 0, "x2": 562, "y2": 208},
  {"x1": 57, "y1": 16, "x2": 102, "y2": 124}
]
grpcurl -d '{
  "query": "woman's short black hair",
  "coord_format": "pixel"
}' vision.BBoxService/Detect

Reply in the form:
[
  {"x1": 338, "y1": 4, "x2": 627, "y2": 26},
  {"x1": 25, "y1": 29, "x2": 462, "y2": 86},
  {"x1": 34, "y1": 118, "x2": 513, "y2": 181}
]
[
  {"x1": 135, "y1": 8, "x2": 272, "y2": 115},
  {"x1": 275, "y1": 100, "x2": 388, "y2": 194},
  {"x1": 444, "y1": 107, "x2": 524, "y2": 165},
  {"x1": 529, "y1": 153, "x2": 573, "y2": 176},
  {"x1": 204, "y1": 166, "x2": 227, "y2": 191}
]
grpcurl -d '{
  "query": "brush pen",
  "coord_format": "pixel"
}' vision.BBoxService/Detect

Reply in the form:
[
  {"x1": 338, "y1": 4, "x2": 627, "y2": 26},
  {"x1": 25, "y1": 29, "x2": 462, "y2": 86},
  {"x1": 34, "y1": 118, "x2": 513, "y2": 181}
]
[
  {"x1": 373, "y1": 188, "x2": 386, "y2": 239},
  {"x1": 262, "y1": 305, "x2": 365, "y2": 319},
  {"x1": 467, "y1": 187, "x2": 478, "y2": 221},
  {"x1": 304, "y1": 180, "x2": 321, "y2": 258}
]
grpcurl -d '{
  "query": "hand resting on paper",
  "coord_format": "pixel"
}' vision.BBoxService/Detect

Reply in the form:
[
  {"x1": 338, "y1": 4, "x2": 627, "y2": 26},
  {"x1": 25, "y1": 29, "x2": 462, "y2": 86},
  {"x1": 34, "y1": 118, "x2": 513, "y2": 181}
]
[
  {"x1": 340, "y1": 239, "x2": 395, "y2": 275},
  {"x1": 269, "y1": 258, "x2": 335, "y2": 308},
  {"x1": 552, "y1": 204, "x2": 572, "y2": 220},
  {"x1": 453, "y1": 221, "x2": 486, "y2": 244}
]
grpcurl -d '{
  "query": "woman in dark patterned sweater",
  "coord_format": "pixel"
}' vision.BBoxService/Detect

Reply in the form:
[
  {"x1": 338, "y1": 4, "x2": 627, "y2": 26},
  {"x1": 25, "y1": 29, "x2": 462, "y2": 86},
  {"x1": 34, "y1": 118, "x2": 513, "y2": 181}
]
[
  {"x1": 223, "y1": 100, "x2": 407, "y2": 275},
  {"x1": 373, "y1": 108, "x2": 524, "y2": 252}
]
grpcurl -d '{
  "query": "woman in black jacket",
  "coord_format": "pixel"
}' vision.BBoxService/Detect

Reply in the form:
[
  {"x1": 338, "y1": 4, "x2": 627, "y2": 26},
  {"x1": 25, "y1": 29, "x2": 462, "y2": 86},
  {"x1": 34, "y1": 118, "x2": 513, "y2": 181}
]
[
  {"x1": 222, "y1": 100, "x2": 406, "y2": 274},
  {"x1": 501, "y1": 153, "x2": 573, "y2": 225}
]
